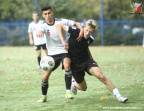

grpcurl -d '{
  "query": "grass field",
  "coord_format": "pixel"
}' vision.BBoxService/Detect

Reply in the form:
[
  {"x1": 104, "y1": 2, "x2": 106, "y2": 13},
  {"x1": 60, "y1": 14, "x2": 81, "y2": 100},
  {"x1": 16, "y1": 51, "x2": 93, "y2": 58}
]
[{"x1": 0, "y1": 46, "x2": 144, "y2": 111}]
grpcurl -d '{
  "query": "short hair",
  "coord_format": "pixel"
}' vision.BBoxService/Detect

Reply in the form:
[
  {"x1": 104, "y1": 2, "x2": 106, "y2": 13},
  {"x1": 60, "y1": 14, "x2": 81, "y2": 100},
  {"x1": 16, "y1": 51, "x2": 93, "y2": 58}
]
[
  {"x1": 86, "y1": 19, "x2": 98, "y2": 31},
  {"x1": 32, "y1": 11, "x2": 38, "y2": 15},
  {"x1": 41, "y1": 5, "x2": 52, "y2": 12}
]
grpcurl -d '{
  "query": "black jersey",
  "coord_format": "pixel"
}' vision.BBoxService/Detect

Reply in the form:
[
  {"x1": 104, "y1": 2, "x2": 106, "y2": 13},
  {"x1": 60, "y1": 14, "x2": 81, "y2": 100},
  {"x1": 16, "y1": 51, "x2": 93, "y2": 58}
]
[{"x1": 68, "y1": 27, "x2": 94, "y2": 63}]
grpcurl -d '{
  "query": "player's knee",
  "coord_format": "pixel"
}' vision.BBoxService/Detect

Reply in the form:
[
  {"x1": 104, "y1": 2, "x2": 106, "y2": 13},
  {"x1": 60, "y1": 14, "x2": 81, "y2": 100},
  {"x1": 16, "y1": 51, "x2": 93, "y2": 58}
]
[
  {"x1": 64, "y1": 63, "x2": 70, "y2": 71},
  {"x1": 81, "y1": 85, "x2": 87, "y2": 91},
  {"x1": 43, "y1": 71, "x2": 50, "y2": 82}
]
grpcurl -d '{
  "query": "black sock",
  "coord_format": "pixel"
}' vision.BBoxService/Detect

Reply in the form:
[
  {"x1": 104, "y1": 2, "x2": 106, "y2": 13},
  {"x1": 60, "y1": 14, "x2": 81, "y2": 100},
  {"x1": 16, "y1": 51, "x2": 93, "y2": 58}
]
[
  {"x1": 65, "y1": 71, "x2": 72, "y2": 90},
  {"x1": 38, "y1": 57, "x2": 41, "y2": 66},
  {"x1": 41, "y1": 81, "x2": 48, "y2": 95}
]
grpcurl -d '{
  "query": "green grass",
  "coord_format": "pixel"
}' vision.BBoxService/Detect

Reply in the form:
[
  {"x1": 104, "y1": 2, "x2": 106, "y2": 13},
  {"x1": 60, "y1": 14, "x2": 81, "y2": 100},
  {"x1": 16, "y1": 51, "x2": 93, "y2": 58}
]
[{"x1": 0, "y1": 46, "x2": 144, "y2": 111}]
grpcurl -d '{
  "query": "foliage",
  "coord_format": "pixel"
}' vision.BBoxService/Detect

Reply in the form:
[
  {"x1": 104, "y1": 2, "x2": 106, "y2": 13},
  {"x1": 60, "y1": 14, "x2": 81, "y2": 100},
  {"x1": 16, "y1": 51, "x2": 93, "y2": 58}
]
[
  {"x1": 0, "y1": 0, "x2": 35, "y2": 22},
  {"x1": 0, "y1": 0, "x2": 144, "y2": 22},
  {"x1": 0, "y1": 0, "x2": 144, "y2": 46},
  {"x1": 0, "y1": 26, "x2": 10, "y2": 44},
  {"x1": 91, "y1": 31, "x2": 123, "y2": 46},
  {"x1": 123, "y1": 34, "x2": 142, "y2": 45},
  {"x1": 9, "y1": 36, "x2": 29, "y2": 46}
]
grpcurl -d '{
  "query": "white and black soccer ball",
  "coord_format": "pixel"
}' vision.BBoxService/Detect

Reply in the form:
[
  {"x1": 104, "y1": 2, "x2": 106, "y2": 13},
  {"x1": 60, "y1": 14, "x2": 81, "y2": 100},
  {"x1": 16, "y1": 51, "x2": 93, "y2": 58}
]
[{"x1": 40, "y1": 56, "x2": 55, "y2": 71}]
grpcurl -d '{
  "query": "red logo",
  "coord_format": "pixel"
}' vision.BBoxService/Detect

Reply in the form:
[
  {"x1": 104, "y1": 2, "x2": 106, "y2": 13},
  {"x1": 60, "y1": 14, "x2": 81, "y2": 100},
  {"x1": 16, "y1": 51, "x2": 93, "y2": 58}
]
[
  {"x1": 47, "y1": 30, "x2": 50, "y2": 36},
  {"x1": 130, "y1": 2, "x2": 142, "y2": 14}
]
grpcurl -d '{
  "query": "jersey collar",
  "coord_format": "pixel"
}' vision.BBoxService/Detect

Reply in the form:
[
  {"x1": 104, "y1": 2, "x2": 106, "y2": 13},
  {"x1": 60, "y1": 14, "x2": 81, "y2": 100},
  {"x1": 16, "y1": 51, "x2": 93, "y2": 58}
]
[{"x1": 47, "y1": 18, "x2": 55, "y2": 26}]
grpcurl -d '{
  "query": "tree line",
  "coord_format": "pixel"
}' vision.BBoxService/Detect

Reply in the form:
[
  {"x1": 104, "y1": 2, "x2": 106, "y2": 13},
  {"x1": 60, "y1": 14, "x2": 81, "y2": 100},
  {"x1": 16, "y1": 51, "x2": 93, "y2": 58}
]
[
  {"x1": 0, "y1": 0, "x2": 143, "y2": 22},
  {"x1": 0, "y1": 0, "x2": 143, "y2": 46}
]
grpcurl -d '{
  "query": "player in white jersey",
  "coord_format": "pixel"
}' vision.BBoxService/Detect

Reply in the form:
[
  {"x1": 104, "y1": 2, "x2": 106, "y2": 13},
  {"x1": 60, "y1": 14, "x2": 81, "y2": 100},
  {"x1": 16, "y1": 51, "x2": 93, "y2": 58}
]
[
  {"x1": 28, "y1": 11, "x2": 48, "y2": 69},
  {"x1": 36, "y1": 5, "x2": 84, "y2": 103}
]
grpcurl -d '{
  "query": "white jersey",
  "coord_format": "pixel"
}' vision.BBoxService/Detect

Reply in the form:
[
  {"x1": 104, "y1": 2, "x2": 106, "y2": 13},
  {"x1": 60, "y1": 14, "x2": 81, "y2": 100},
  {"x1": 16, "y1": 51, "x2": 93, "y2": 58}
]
[
  {"x1": 28, "y1": 20, "x2": 46, "y2": 45},
  {"x1": 39, "y1": 18, "x2": 74, "y2": 55}
]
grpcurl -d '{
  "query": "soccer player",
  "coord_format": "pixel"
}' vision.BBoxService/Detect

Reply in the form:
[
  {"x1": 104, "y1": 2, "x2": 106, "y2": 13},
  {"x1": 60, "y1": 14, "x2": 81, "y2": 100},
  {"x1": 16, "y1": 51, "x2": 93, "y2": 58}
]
[
  {"x1": 36, "y1": 5, "x2": 84, "y2": 102},
  {"x1": 28, "y1": 11, "x2": 48, "y2": 70},
  {"x1": 56, "y1": 19, "x2": 128, "y2": 103}
]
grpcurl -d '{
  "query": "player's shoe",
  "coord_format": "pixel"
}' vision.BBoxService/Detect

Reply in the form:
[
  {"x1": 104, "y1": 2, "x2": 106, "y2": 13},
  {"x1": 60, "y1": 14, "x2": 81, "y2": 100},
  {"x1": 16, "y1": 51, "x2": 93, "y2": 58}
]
[
  {"x1": 38, "y1": 96, "x2": 47, "y2": 103},
  {"x1": 37, "y1": 66, "x2": 41, "y2": 70},
  {"x1": 71, "y1": 79, "x2": 77, "y2": 95},
  {"x1": 118, "y1": 96, "x2": 128, "y2": 103},
  {"x1": 65, "y1": 92, "x2": 74, "y2": 100}
]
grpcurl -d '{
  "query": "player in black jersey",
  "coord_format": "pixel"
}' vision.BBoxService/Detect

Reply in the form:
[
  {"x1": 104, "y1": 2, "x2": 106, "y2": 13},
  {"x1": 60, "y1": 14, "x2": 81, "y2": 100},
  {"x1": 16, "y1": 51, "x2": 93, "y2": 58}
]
[{"x1": 56, "y1": 19, "x2": 128, "y2": 103}]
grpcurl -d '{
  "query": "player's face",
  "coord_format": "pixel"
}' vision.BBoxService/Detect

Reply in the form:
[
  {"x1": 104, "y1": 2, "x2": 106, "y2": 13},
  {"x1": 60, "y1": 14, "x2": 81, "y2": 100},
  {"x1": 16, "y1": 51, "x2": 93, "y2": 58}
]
[
  {"x1": 42, "y1": 9, "x2": 54, "y2": 23},
  {"x1": 32, "y1": 13, "x2": 39, "y2": 22},
  {"x1": 84, "y1": 26, "x2": 94, "y2": 39}
]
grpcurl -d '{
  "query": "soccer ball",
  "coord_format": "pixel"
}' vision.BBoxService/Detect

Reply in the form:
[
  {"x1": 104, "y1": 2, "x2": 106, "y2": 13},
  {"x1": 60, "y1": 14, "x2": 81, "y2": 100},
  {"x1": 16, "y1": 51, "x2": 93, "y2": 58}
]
[{"x1": 40, "y1": 56, "x2": 55, "y2": 71}]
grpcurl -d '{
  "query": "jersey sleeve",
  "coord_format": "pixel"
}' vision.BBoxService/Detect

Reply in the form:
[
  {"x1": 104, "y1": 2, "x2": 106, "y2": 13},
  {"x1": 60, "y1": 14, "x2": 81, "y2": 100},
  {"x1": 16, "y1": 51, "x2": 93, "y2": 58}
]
[
  {"x1": 62, "y1": 18, "x2": 74, "y2": 27},
  {"x1": 67, "y1": 26, "x2": 78, "y2": 34},
  {"x1": 28, "y1": 23, "x2": 32, "y2": 33},
  {"x1": 89, "y1": 36, "x2": 94, "y2": 45}
]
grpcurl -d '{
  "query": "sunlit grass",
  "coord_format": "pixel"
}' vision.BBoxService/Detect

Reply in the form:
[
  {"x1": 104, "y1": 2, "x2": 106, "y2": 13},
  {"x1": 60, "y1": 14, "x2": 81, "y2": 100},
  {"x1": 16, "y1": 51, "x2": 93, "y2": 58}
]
[{"x1": 0, "y1": 46, "x2": 144, "y2": 111}]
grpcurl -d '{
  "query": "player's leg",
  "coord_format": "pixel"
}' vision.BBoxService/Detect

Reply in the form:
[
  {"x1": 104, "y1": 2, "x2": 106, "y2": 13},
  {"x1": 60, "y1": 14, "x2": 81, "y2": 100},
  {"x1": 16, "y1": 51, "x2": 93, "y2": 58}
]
[
  {"x1": 36, "y1": 45, "x2": 41, "y2": 69},
  {"x1": 71, "y1": 71, "x2": 87, "y2": 93},
  {"x1": 63, "y1": 56, "x2": 73, "y2": 99},
  {"x1": 38, "y1": 54, "x2": 61, "y2": 103},
  {"x1": 63, "y1": 57, "x2": 72, "y2": 91},
  {"x1": 89, "y1": 67, "x2": 128, "y2": 103},
  {"x1": 89, "y1": 67, "x2": 115, "y2": 91},
  {"x1": 44, "y1": 49, "x2": 48, "y2": 55},
  {"x1": 38, "y1": 70, "x2": 52, "y2": 103},
  {"x1": 37, "y1": 50, "x2": 41, "y2": 69},
  {"x1": 42, "y1": 43, "x2": 48, "y2": 55},
  {"x1": 72, "y1": 79, "x2": 87, "y2": 91}
]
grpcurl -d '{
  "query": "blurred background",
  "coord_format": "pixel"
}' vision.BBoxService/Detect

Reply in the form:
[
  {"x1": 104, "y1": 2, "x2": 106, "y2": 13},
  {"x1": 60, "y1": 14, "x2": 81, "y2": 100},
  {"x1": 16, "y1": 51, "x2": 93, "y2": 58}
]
[{"x1": 0, "y1": 0, "x2": 144, "y2": 46}]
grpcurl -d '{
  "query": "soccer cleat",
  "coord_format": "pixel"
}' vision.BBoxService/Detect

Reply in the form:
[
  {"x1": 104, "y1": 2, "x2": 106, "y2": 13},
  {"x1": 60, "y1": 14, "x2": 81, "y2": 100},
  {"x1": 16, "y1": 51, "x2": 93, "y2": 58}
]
[
  {"x1": 118, "y1": 96, "x2": 128, "y2": 103},
  {"x1": 71, "y1": 79, "x2": 77, "y2": 95},
  {"x1": 38, "y1": 96, "x2": 47, "y2": 103},
  {"x1": 65, "y1": 92, "x2": 74, "y2": 100},
  {"x1": 37, "y1": 66, "x2": 41, "y2": 70}
]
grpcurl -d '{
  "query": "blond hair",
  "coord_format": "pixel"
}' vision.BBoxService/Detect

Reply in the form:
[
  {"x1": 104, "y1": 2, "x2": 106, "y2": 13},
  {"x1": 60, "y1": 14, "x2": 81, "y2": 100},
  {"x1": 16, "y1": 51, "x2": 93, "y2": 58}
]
[{"x1": 86, "y1": 19, "x2": 98, "y2": 32}]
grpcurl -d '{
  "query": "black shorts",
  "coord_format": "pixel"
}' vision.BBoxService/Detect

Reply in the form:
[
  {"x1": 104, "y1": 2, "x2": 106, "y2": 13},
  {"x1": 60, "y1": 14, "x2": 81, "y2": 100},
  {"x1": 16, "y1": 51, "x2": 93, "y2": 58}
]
[
  {"x1": 71, "y1": 57, "x2": 98, "y2": 84},
  {"x1": 49, "y1": 53, "x2": 70, "y2": 71},
  {"x1": 35, "y1": 44, "x2": 47, "y2": 50}
]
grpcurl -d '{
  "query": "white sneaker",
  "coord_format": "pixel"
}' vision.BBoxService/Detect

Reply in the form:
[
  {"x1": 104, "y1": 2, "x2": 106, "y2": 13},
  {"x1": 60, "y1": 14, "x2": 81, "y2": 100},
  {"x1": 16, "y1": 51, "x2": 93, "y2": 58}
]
[
  {"x1": 37, "y1": 66, "x2": 41, "y2": 70},
  {"x1": 118, "y1": 96, "x2": 128, "y2": 103},
  {"x1": 71, "y1": 79, "x2": 77, "y2": 95}
]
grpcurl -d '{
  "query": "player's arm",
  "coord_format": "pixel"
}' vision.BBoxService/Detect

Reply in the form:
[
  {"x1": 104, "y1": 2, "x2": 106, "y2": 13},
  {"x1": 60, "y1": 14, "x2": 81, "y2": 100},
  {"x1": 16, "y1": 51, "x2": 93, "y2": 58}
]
[
  {"x1": 36, "y1": 22, "x2": 45, "y2": 37},
  {"x1": 74, "y1": 22, "x2": 84, "y2": 42},
  {"x1": 28, "y1": 32, "x2": 34, "y2": 45},
  {"x1": 56, "y1": 24, "x2": 69, "y2": 50},
  {"x1": 36, "y1": 30, "x2": 44, "y2": 37}
]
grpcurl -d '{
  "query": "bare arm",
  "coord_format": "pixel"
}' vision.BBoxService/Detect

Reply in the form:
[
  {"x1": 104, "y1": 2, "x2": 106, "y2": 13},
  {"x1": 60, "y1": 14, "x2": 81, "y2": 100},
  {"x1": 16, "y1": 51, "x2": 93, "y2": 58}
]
[
  {"x1": 56, "y1": 24, "x2": 69, "y2": 50},
  {"x1": 29, "y1": 32, "x2": 34, "y2": 45},
  {"x1": 74, "y1": 22, "x2": 84, "y2": 42},
  {"x1": 36, "y1": 30, "x2": 44, "y2": 37}
]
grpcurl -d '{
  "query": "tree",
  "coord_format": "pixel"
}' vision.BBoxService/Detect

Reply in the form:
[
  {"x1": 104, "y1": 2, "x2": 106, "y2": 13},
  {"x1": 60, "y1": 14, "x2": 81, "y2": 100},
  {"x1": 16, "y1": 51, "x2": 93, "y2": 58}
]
[{"x1": 0, "y1": 0, "x2": 35, "y2": 22}]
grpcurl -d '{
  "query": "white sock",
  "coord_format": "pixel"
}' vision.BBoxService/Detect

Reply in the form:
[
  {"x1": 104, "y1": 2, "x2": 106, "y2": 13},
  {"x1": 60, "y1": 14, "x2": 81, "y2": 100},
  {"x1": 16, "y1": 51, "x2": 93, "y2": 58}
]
[
  {"x1": 66, "y1": 90, "x2": 70, "y2": 92},
  {"x1": 112, "y1": 88, "x2": 121, "y2": 99},
  {"x1": 42, "y1": 95, "x2": 47, "y2": 97}
]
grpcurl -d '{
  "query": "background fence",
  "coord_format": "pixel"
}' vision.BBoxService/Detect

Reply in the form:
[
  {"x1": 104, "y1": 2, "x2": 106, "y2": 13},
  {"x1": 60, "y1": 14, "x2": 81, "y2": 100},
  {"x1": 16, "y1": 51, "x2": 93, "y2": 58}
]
[{"x1": 0, "y1": 19, "x2": 144, "y2": 46}]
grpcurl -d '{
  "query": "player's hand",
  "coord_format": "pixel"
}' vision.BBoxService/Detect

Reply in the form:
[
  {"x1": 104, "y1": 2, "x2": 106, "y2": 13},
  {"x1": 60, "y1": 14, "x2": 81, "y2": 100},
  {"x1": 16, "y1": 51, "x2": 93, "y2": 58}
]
[
  {"x1": 62, "y1": 41, "x2": 69, "y2": 51},
  {"x1": 36, "y1": 31, "x2": 44, "y2": 37},
  {"x1": 77, "y1": 29, "x2": 84, "y2": 42}
]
